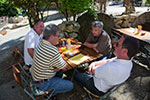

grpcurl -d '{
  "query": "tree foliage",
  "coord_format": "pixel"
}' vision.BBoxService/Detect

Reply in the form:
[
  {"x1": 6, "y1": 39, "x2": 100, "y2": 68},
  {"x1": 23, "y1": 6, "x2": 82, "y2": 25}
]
[
  {"x1": 54, "y1": 0, "x2": 95, "y2": 21},
  {"x1": 146, "y1": 0, "x2": 150, "y2": 4},
  {"x1": 4, "y1": 0, "x2": 97, "y2": 27},
  {"x1": 0, "y1": 0, "x2": 18, "y2": 17},
  {"x1": 124, "y1": 0, "x2": 135, "y2": 14},
  {"x1": 7, "y1": 0, "x2": 52, "y2": 27}
]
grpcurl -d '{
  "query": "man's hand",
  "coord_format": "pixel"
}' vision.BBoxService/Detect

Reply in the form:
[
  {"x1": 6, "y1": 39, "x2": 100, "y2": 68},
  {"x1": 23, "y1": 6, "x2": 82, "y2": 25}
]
[
  {"x1": 28, "y1": 48, "x2": 34, "y2": 58},
  {"x1": 93, "y1": 47, "x2": 99, "y2": 53},
  {"x1": 61, "y1": 67, "x2": 68, "y2": 72},
  {"x1": 53, "y1": 67, "x2": 60, "y2": 72},
  {"x1": 88, "y1": 59, "x2": 110, "y2": 75},
  {"x1": 88, "y1": 62, "x2": 96, "y2": 75},
  {"x1": 92, "y1": 43, "x2": 99, "y2": 53}
]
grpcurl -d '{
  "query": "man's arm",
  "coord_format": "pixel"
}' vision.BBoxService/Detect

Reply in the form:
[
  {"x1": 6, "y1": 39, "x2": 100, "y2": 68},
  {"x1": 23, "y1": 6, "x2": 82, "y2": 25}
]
[
  {"x1": 61, "y1": 65, "x2": 69, "y2": 72},
  {"x1": 27, "y1": 48, "x2": 34, "y2": 58},
  {"x1": 93, "y1": 59, "x2": 110, "y2": 66},
  {"x1": 84, "y1": 42, "x2": 98, "y2": 48},
  {"x1": 53, "y1": 67, "x2": 61, "y2": 71},
  {"x1": 93, "y1": 47, "x2": 99, "y2": 53},
  {"x1": 88, "y1": 59, "x2": 110, "y2": 75}
]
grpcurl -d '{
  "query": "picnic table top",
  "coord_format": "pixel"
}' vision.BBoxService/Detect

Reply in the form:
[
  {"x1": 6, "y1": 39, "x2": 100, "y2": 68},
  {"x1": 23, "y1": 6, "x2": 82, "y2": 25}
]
[
  {"x1": 58, "y1": 38, "x2": 103, "y2": 71},
  {"x1": 113, "y1": 27, "x2": 150, "y2": 44}
]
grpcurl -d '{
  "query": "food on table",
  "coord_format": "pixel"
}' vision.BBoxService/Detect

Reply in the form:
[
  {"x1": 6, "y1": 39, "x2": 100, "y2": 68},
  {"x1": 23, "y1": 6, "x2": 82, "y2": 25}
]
[
  {"x1": 59, "y1": 47, "x2": 67, "y2": 53},
  {"x1": 141, "y1": 33, "x2": 146, "y2": 36}
]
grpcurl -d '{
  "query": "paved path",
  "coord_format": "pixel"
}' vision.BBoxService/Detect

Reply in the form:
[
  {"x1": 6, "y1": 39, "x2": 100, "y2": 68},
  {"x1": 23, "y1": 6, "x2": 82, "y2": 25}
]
[{"x1": 106, "y1": 4, "x2": 149, "y2": 16}]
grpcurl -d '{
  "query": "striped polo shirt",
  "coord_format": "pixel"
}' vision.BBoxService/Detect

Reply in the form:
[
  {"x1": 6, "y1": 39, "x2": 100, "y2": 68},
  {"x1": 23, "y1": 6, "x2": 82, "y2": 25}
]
[{"x1": 30, "y1": 39, "x2": 66, "y2": 81}]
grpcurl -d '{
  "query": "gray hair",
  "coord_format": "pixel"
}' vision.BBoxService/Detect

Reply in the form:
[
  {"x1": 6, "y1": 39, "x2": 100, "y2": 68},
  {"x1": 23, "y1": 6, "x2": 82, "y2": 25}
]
[
  {"x1": 92, "y1": 21, "x2": 103, "y2": 29},
  {"x1": 43, "y1": 24, "x2": 60, "y2": 40}
]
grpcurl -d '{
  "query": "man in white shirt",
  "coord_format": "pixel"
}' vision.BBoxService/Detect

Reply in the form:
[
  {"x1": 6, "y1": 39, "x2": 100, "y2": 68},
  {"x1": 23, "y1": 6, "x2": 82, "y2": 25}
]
[
  {"x1": 24, "y1": 20, "x2": 44, "y2": 67},
  {"x1": 74, "y1": 35, "x2": 139, "y2": 96}
]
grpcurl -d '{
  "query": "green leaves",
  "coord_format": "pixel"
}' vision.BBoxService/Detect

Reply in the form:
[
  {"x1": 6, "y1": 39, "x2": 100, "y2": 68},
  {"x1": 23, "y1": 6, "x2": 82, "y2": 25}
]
[
  {"x1": 0, "y1": 0, "x2": 19, "y2": 17},
  {"x1": 6, "y1": 0, "x2": 53, "y2": 27},
  {"x1": 57, "y1": 0, "x2": 95, "y2": 21}
]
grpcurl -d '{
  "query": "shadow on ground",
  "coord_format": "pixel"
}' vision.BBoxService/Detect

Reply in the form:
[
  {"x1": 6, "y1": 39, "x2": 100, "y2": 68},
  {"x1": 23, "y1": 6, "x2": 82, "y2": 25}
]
[{"x1": 55, "y1": 62, "x2": 150, "y2": 100}]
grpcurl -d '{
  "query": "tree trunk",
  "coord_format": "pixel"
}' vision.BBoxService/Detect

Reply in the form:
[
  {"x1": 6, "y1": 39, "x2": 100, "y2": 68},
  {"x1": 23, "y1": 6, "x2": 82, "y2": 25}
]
[
  {"x1": 26, "y1": 9, "x2": 33, "y2": 27},
  {"x1": 142, "y1": 0, "x2": 147, "y2": 6},
  {"x1": 28, "y1": 16, "x2": 33, "y2": 28},
  {"x1": 73, "y1": 14, "x2": 76, "y2": 21},
  {"x1": 124, "y1": 0, "x2": 135, "y2": 14}
]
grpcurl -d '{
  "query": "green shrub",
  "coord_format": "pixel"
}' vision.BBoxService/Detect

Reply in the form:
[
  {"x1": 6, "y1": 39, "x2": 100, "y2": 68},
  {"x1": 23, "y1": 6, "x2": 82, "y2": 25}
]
[{"x1": 0, "y1": 0, "x2": 19, "y2": 17}]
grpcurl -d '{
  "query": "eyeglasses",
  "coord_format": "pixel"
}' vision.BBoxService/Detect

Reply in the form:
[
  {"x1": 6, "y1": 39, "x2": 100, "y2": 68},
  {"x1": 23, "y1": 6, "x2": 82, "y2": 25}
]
[{"x1": 116, "y1": 42, "x2": 122, "y2": 47}]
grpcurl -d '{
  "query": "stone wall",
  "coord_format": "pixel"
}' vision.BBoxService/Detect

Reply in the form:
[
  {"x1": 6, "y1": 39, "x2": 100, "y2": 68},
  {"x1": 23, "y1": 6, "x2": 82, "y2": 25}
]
[
  {"x1": 114, "y1": 15, "x2": 137, "y2": 28},
  {"x1": 58, "y1": 21, "x2": 80, "y2": 39},
  {"x1": 114, "y1": 12, "x2": 150, "y2": 29},
  {"x1": 77, "y1": 12, "x2": 114, "y2": 42},
  {"x1": 77, "y1": 12, "x2": 95, "y2": 42},
  {"x1": 97, "y1": 13, "x2": 115, "y2": 36},
  {"x1": 132, "y1": 12, "x2": 150, "y2": 27}
]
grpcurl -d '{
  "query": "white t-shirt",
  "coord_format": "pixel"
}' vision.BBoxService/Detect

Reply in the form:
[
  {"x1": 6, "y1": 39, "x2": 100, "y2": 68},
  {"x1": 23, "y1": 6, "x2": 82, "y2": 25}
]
[
  {"x1": 94, "y1": 57, "x2": 133, "y2": 93},
  {"x1": 24, "y1": 28, "x2": 43, "y2": 65}
]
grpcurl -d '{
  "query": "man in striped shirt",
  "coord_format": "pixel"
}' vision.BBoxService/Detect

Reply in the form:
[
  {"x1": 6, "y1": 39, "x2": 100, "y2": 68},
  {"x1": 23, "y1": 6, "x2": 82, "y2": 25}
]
[{"x1": 30, "y1": 24, "x2": 73, "y2": 97}]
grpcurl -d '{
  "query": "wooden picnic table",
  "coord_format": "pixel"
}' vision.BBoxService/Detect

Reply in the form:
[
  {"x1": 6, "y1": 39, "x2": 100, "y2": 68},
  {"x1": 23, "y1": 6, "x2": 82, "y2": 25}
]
[
  {"x1": 112, "y1": 27, "x2": 150, "y2": 68},
  {"x1": 58, "y1": 38, "x2": 103, "y2": 71},
  {"x1": 112, "y1": 27, "x2": 150, "y2": 44}
]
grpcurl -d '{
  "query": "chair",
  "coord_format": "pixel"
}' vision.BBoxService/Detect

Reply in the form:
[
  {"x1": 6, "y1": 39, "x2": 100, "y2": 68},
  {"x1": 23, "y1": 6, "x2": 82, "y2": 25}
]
[
  {"x1": 13, "y1": 64, "x2": 55, "y2": 100},
  {"x1": 12, "y1": 47, "x2": 55, "y2": 100},
  {"x1": 5, "y1": 47, "x2": 24, "y2": 71},
  {"x1": 83, "y1": 85, "x2": 121, "y2": 100},
  {"x1": 12, "y1": 47, "x2": 24, "y2": 61},
  {"x1": 11, "y1": 47, "x2": 25, "y2": 87}
]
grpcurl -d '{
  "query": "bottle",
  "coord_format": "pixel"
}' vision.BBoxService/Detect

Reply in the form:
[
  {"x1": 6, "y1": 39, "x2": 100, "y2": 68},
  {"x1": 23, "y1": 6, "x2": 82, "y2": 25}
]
[
  {"x1": 135, "y1": 25, "x2": 142, "y2": 35},
  {"x1": 62, "y1": 41, "x2": 65, "y2": 47},
  {"x1": 67, "y1": 39, "x2": 71, "y2": 45},
  {"x1": 66, "y1": 39, "x2": 71, "y2": 50}
]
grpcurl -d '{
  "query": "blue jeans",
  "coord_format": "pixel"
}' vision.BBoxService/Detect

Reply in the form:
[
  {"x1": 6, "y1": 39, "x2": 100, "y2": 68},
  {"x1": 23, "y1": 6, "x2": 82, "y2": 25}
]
[
  {"x1": 54, "y1": 70, "x2": 63, "y2": 78},
  {"x1": 73, "y1": 72, "x2": 105, "y2": 96},
  {"x1": 35, "y1": 72, "x2": 73, "y2": 96}
]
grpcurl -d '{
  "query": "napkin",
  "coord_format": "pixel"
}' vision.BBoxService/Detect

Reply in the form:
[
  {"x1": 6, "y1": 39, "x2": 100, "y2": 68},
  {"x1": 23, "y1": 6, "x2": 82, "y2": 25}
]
[{"x1": 69, "y1": 53, "x2": 90, "y2": 65}]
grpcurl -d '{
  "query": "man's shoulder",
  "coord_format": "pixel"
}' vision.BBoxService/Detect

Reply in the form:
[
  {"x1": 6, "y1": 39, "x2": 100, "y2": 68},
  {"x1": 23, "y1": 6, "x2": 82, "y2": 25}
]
[
  {"x1": 25, "y1": 29, "x2": 39, "y2": 40},
  {"x1": 48, "y1": 45, "x2": 58, "y2": 52},
  {"x1": 102, "y1": 30, "x2": 109, "y2": 35},
  {"x1": 42, "y1": 41, "x2": 59, "y2": 53},
  {"x1": 102, "y1": 30, "x2": 111, "y2": 39},
  {"x1": 27, "y1": 29, "x2": 36, "y2": 35},
  {"x1": 46, "y1": 46, "x2": 59, "y2": 56}
]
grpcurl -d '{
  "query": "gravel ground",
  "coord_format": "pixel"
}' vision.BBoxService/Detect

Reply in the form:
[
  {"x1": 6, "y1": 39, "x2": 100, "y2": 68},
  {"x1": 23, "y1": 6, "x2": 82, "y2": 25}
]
[{"x1": 0, "y1": 62, "x2": 149, "y2": 100}]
